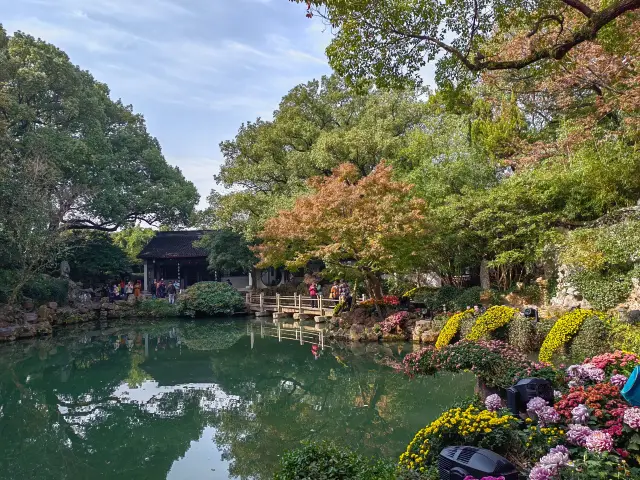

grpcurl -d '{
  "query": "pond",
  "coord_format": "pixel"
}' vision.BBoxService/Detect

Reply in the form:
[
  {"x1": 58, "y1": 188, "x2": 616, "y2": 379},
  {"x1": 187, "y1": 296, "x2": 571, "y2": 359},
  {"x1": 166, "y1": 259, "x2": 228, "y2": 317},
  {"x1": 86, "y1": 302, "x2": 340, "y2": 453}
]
[{"x1": 0, "y1": 318, "x2": 475, "y2": 480}]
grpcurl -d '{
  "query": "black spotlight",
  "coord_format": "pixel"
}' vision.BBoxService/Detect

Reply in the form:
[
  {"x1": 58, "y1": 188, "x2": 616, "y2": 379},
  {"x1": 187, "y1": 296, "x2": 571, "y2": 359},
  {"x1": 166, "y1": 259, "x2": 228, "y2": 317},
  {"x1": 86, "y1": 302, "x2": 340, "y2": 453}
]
[
  {"x1": 438, "y1": 446, "x2": 519, "y2": 480},
  {"x1": 523, "y1": 307, "x2": 538, "y2": 322},
  {"x1": 507, "y1": 378, "x2": 554, "y2": 415}
]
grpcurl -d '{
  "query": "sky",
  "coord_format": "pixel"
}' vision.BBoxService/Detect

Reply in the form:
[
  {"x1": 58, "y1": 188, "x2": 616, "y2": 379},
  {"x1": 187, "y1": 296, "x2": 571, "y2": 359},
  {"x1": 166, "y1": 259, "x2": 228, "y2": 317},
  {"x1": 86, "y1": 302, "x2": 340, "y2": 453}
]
[{"x1": 2, "y1": 0, "x2": 334, "y2": 207}]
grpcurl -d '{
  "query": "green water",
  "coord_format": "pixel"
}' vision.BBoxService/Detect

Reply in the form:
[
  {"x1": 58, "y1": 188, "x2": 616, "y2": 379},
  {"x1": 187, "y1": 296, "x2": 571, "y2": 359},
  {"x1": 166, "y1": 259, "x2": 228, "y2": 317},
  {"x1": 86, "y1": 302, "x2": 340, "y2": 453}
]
[{"x1": 0, "y1": 318, "x2": 474, "y2": 480}]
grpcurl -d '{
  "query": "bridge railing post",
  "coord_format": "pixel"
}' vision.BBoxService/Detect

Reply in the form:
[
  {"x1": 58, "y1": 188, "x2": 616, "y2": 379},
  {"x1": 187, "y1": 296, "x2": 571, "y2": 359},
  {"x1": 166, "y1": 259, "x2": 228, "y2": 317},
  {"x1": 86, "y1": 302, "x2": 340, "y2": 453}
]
[
  {"x1": 294, "y1": 293, "x2": 297, "y2": 308},
  {"x1": 259, "y1": 292, "x2": 264, "y2": 312},
  {"x1": 276, "y1": 293, "x2": 281, "y2": 312},
  {"x1": 319, "y1": 295, "x2": 323, "y2": 315}
]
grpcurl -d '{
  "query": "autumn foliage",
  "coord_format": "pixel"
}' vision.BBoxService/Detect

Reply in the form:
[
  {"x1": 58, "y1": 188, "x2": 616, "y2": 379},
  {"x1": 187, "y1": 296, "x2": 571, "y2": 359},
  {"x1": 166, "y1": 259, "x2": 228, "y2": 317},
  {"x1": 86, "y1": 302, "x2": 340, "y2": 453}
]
[{"x1": 256, "y1": 163, "x2": 427, "y2": 299}]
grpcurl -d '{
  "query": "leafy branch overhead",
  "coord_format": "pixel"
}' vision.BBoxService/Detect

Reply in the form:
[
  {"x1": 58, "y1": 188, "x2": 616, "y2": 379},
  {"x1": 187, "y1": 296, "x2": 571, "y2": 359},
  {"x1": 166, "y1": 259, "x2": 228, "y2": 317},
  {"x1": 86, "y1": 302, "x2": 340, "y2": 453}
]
[{"x1": 292, "y1": 0, "x2": 640, "y2": 86}]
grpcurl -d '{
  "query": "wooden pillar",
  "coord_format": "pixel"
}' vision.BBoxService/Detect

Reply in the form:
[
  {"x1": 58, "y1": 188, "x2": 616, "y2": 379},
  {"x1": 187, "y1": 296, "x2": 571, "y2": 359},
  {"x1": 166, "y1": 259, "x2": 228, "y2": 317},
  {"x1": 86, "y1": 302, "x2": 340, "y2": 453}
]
[
  {"x1": 260, "y1": 292, "x2": 264, "y2": 312},
  {"x1": 143, "y1": 260, "x2": 148, "y2": 292}
]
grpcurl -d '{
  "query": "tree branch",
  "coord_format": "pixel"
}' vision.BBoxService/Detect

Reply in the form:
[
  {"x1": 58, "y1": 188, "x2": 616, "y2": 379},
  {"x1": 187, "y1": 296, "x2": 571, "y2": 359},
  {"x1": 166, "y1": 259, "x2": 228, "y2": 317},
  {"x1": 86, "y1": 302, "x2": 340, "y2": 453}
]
[
  {"x1": 561, "y1": 0, "x2": 595, "y2": 17},
  {"x1": 527, "y1": 15, "x2": 564, "y2": 38}
]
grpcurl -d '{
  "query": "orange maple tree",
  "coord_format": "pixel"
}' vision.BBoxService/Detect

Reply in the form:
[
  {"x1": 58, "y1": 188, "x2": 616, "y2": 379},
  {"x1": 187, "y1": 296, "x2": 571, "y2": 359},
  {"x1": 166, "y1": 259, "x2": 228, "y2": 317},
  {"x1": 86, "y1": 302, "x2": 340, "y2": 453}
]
[{"x1": 256, "y1": 163, "x2": 428, "y2": 299}]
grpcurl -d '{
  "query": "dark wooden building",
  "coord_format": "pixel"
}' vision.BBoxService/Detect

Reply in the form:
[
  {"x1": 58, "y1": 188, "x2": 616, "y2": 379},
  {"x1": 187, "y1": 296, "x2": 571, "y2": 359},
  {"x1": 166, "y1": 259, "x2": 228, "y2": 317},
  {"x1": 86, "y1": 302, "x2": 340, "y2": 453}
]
[{"x1": 138, "y1": 231, "x2": 212, "y2": 292}]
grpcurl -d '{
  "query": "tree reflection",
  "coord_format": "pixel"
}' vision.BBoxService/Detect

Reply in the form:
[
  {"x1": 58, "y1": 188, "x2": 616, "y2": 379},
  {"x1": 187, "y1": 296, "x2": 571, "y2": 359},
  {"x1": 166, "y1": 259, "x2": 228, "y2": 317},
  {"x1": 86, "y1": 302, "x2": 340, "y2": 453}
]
[{"x1": 0, "y1": 320, "x2": 474, "y2": 480}]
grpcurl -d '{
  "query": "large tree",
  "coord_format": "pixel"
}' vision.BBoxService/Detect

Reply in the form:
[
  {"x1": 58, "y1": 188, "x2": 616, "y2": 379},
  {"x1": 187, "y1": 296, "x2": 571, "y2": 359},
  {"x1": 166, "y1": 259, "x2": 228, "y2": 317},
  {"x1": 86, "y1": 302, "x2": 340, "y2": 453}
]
[
  {"x1": 256, "y1": 163, "x2": 428, "y2": 299},
  {"x1": 211, "y1": 75, "x2": 429, "y2": 238},
  {"x1": 0, "y1": 26, "x2": 199, "y2": 232},
  {"x1": 292, "y1": 0, "x2": 640, "y2": 87}
]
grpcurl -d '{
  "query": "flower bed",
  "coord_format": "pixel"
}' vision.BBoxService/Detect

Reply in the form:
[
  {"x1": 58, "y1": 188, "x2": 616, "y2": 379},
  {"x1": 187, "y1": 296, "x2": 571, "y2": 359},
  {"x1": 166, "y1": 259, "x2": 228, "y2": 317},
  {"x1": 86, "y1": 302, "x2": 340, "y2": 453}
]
[
  {"x1": 380, "y1": 310, "x2": 410, "y2": 333},
  {"x1": 466, "y1": 306, "x2": 518, "y2": 341},
  {"x1": 403, "y1": 340, "x2": 562, "y2": 389},
  {"x1": 399, "y1": 349, "x2": 640, "y2": 479},
  {"x1": 538, "y1": 309, "x2": 605, "y2": 363},
  {"x1": 435, "y1": 309, "x2": 474, "y2": 348}
]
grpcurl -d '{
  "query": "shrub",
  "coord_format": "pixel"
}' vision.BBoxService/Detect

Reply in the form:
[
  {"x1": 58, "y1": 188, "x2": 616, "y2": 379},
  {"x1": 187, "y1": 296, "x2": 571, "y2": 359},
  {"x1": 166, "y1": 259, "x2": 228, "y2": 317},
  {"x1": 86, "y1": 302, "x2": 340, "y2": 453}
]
[
  {"x1": 507, "y1": 315, "x2": 536, "y2": 352},
  {"x1": 135, "y1": 299, "x2": 180, "y2": 318},
  {"x1": 466, "y1": 306, "x2": 518, "y2": 341},
  {"x1": 568, "y1": 315, "x2": 610, "y2": 361},
  {"x1": 435, "y1": 309, "x2": 474, "y2": 348},
  {"x1": 538, "y1": 309, "x2": 604, "y2": 363},
  {"x1": 411, "y1": 286, "x2": 492, "y2": 312},
  {"x1": 274, "y1": 442, "x2": 396, "y2": 480},
  {"x1": 178, "y1": 282, "x2": 245, "y2": 317},
  {"x1": 610, "y1": 321, "x2": 640, "y2": 356},
  {"x1": 571, "y1": 270, "x2": 633, "y2": 311},
  {"x1": 22, "y1": 275, "x2": 69, "y2": 305}
]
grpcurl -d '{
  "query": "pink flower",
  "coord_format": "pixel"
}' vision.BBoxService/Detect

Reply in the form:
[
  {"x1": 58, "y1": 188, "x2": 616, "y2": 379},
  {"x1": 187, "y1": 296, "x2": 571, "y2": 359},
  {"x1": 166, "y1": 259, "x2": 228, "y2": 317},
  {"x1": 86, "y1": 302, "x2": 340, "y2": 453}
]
[
  {"x1": 611, "y1": 374, "x2": 628, "y2": 388},
  {"x1": 585, "y1": 431, "x2": 614, "y2": 453},
  {"x1": 485, "y1": 394, "x2": 502, "y2": 412},
  {"x1": 623, "y1": 407, "x2": 640, "y2": 429},
  {"x1": 537, "y1": 406, "x2": 561, "y2": 426},
  {"x1": 529, "y1": 465, "x2": 555, "y2": 480},
  {"x1": 527, "y1": 397, "x2": 548, "y2": 413},
  {"x1": 571, "y1": 404, "x2": 589, "y2": 424},
  {"x1": 566, "y1": 425, "x2": 592, "y2": 446}
]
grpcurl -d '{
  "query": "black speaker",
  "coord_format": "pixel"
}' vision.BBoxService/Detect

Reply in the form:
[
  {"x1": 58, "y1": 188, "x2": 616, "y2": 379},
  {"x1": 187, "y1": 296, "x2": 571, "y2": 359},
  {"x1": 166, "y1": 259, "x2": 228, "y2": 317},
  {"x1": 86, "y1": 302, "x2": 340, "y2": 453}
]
[{"x1": 438, "y1": 446, "x2": 519, "y2": 480}]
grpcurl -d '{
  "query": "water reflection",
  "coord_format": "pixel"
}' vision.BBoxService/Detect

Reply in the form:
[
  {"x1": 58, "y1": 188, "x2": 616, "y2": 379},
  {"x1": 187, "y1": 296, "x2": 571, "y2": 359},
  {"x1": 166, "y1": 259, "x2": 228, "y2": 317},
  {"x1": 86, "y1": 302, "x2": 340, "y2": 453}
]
[{"x1": 0, "y1": 319, "x2": 474, "y2": 480}]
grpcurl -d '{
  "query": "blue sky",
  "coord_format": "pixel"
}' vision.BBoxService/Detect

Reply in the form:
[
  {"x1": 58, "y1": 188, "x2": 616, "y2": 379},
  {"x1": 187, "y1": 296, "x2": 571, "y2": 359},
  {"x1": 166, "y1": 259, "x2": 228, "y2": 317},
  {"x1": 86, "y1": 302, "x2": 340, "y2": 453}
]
[{"x1": 3, "y1": 0, "x2": 334, "y2": 206}]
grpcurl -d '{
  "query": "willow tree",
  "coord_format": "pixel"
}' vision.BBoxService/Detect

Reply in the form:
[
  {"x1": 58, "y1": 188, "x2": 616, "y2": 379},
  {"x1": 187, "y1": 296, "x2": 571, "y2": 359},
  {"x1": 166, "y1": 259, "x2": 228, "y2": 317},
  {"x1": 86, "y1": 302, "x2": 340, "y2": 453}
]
[{"x1": 256, "y1": 163, "x2": 428, "y2": 299}]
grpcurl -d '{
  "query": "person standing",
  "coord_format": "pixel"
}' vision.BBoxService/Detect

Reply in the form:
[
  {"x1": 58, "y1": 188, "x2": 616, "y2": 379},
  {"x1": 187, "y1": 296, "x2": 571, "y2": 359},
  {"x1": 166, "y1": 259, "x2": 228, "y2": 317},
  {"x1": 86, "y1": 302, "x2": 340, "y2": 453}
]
[
  {"x1": 150, "y1": 280, "x2": 157, "y2": 299},
  {"x1": 309, "y1": 282, "x2": 318, "y2": 308},
  {"x1": 339, "y1": 280, "x2": 352, "y2": 309},
  {"x1": 126, "y1": 281, "x2": 134, "y2": 298},
  {"x1": 133, "y1": 280, "x2": 141, "y2": 298},
  {"x1": 167, "y1": 282, "x2": 176, "y2": 305},
  {"x1": 119, "y1": 280, "x2": 125, "y2": 297},
  {"x1": 330, "y1": 281, "x2": 339, "y2": 300},
  {"x1": 158, "y1": 279, "x2": 166, "y2": 299}
]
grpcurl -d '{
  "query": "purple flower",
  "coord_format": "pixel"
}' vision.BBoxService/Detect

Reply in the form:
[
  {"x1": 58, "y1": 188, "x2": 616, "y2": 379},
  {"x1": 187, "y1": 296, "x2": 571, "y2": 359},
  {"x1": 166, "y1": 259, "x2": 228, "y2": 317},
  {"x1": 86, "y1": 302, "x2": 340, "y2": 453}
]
[
  {"x1": 571, "y1": 404, "x2": 589, "y2": 424},
  {"x1": 537, "y1": 406, "x2": 561, "y2": 426},
  {"x1": 539, "y1": 450, "x2": 569, "y2": 471},
  {"x1": 581, "y1": 364, "x2": 605, "y2": 382},
  {"x1": 527, "y1": 396, "x2": 548, "y2": 413},
  {"x1": 566, "y1": 364, "x2": 581, "y2": 378},
  {"x1": 549, "y1": 445, "x2": 569, "y2": 456},
  {"x1": 553, "y1": 390, "x2": 562, "y2": 400},
  {"x1": 585, "y1": 431, "x2": 613, "y2": 453},
  {"x1": 623, "y1": 407, "x2": 640, "y2": 429},
  {"x1": 485, "y1": 394, "x2": 502, "y2": 412},
  {"x1": 566, "y1": 425, "x2": 592, "y2": 446},
  {"x1": 529, "y1": 465, "x2": 555, "y2": 480},
  {"x1": 611, "y1": 374, "x2": 628, "y2": 388}
]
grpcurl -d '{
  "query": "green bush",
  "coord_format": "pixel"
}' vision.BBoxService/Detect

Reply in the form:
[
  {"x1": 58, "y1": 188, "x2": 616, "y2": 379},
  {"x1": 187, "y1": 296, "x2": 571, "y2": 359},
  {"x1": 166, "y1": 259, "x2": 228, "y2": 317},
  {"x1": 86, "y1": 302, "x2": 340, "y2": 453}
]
[
  {"x1": 22, "y1": 275, "x2": 69, "y2": 305},
  {"x1": 274, "y1": 442, "x2": 396, "y2": 480},
  {"x1": 570, "y1": 270, "x2": 633, "y2": 310},
  {"x1": 569, "y1": 315, "x2": 611, "y2": 361},
  {"x1": 178, "y1": 282, "x2": 245, "y2": 317},
  {"x1": 412, "y1": 286, "x2": 492, "y2": 312},
  {"x1": 135, "y1": 299, "x2": 180, "y2": 318},
  {"x1": 508, "y1": 315, "x2": 536, "y2": 352}
]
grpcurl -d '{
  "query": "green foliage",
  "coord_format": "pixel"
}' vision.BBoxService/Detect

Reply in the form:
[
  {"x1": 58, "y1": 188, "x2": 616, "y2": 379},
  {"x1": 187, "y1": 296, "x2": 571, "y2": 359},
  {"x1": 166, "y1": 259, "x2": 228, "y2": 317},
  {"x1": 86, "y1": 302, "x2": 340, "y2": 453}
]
[
  {"x1": 507, "y1": 315, "x2": 536, "y2": 353},
  {"x1": 0, "y1": 26, "x2": 199, "y2": 233},
  {"x1": 210, "y1": 75, "x2": 429, "y2": 238},
  {"x1": 570, "y1": 270, "x2": 634, "y2": 311},
  {"x1": 568, "y1": 315, "x2": 611, "y2": 361},
  {"x1": 22, "y1": 275, "x2": 69, "y2": 306},
  {"x1": 134, "y1": 299, "x2": 180, "y2": 318},
  {"x1": 274, "y1": 442, "x2": 396, "y2": 480},
  {"x1": 610, "y1": 321, "x2": 640, "y2": 356},
  {"x1": 66, "y1": 231, "x2": 132, "y2": 286},
  {"x1": 195, "y1": 230, "x2": 256, "y2": 274},
  {"x1": 112, "y1": 227, "x2": 156, "y2": 265},
  {"x1": 412, "y1": 286, "x2": 494, "y2": 312},
  {"x1": 178, "y1": 282, "x2": 245, "y2": 317}
]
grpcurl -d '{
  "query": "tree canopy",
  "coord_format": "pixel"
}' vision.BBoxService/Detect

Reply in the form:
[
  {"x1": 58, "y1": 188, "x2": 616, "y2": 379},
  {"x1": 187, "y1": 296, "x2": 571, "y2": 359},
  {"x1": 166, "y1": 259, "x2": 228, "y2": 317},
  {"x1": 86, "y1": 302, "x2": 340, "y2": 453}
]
[
  {"x1": 256, "y1": 163, "x2": 428, "y2": 298},
  {"x1": 0, "y1": 26, "x2": 199, "y2": 232},
  {"x1": 292, "y1": 0, "x2": 640, "y2": 88}
]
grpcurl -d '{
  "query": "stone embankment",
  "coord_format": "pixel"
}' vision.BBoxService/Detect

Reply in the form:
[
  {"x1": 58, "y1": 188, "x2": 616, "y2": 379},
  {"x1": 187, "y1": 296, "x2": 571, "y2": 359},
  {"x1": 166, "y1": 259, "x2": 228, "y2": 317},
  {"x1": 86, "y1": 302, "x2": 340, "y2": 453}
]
[{"x1": 0, "y1": 296, "x2": 141, "y2": 342}]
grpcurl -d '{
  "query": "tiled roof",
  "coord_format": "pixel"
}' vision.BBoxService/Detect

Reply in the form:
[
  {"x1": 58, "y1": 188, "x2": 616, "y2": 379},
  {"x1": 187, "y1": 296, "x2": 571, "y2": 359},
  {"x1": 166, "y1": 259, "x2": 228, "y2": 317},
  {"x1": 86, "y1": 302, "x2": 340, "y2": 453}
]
[{"x1": 138, "y1": 231, "x2": 209, "y2": 259}]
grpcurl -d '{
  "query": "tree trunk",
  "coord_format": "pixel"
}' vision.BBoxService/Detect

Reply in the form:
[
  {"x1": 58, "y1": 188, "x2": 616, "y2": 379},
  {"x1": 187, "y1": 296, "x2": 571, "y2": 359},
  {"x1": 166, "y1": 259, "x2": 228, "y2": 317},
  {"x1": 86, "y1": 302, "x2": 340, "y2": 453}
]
[
  {"x1": 480, "y1": 259, "x2": 490, "y2": 290},
  {"x1": 364, "y1": 272, "x2": 385, "y2": 319}
]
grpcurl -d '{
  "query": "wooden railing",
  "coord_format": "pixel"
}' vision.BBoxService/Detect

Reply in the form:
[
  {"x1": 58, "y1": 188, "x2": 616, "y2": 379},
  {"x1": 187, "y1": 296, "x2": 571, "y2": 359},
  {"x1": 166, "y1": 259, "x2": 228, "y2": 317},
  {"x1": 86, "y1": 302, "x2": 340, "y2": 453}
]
[
  {"x1": 247, "y1": 320, "x2": 327, "y2": 349},
  {"x1": 246, "y1": 292, "x2": 366, "y2": 317}
]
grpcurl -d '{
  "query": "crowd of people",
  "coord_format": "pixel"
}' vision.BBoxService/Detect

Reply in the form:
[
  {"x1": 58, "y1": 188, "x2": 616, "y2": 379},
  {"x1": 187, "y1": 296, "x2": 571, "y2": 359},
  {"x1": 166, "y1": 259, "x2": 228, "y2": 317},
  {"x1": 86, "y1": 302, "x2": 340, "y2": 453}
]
[
  {"x1": 308, "y1": 279, "x2": 352, "y2": 308},
  {"x1": 109, "y1": 280, "x2": 141, "y2": 302},
  {"x1": 149, "y1": 279, "x2": 180, "y2": 304}
]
